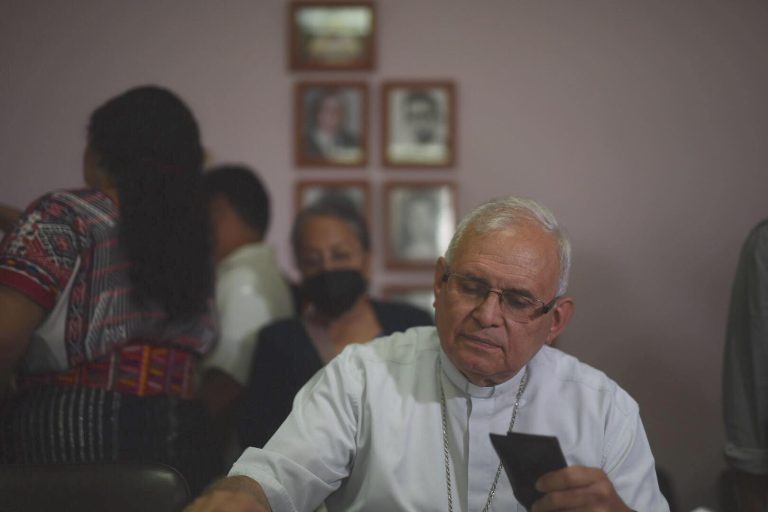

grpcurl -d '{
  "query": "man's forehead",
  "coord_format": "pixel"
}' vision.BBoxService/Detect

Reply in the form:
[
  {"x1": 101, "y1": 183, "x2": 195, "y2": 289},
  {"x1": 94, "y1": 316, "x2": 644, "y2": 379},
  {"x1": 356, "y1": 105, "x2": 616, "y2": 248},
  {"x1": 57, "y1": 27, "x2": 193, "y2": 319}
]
[
  {"x1": 452, "y1": 224, "x2": 559, "y2": 274},
  {"x1": 461, "y1": 221, "x2": 554, "y2": 248}
]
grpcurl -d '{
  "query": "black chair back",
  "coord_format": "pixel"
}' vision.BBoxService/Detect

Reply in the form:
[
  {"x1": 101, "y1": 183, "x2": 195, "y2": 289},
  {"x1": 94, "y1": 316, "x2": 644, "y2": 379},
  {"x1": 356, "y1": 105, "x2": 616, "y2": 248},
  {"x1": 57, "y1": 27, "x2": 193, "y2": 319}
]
[{"x1": 0, "y1": 461, "x2": 190, "y2": 512}]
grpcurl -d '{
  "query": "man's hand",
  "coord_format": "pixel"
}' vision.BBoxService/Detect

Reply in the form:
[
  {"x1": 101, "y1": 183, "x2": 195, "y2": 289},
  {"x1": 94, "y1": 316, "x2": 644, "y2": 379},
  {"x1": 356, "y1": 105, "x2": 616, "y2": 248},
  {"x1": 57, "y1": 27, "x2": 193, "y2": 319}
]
[
  {"x1": 531, "y1": 466, "x2": 632, "y2": 511},
  {"x1": 184, "y1": 475, "x2": 272, "y2": 512}
]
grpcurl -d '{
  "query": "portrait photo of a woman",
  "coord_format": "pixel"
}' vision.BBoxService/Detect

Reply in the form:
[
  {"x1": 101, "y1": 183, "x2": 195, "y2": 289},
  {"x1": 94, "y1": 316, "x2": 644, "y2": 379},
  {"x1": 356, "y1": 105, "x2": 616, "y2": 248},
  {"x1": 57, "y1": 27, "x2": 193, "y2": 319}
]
[{"x1": 296, "y1": 82, "x2": 368, "y2": 167}]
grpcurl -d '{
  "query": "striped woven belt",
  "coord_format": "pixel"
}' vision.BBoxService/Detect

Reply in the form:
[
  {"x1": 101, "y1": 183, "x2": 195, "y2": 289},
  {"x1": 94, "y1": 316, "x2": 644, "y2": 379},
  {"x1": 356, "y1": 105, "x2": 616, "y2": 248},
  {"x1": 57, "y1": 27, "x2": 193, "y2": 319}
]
[{"x1": 17, "y1": 343, "x2": 198, "y2": 399}]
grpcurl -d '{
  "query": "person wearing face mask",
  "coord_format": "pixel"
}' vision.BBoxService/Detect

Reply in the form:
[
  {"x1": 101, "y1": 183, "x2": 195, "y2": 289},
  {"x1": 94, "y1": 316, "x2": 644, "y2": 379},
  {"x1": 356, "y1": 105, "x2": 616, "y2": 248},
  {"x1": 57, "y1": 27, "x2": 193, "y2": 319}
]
[
  {"x1": 238, "y1": 195, "x2": 433, "y2": 450},
  {"x1": 186, "y1": 196, "x2": 668, "y2": 512}
]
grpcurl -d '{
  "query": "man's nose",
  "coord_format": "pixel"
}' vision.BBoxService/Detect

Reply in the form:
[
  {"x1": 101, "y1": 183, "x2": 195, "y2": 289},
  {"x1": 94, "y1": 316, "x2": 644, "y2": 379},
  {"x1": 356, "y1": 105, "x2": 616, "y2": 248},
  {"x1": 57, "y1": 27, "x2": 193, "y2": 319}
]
[{"x1": 472, "y1": 290, "x2": 505, "y2": 327}]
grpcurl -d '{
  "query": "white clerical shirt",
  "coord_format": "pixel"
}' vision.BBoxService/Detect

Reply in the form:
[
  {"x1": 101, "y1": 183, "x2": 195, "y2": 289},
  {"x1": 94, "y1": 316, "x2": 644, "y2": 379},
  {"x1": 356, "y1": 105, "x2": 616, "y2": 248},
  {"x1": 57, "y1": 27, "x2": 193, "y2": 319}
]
[{"x1": 231, "y1": 326, "x2": 668, "y2": 511}]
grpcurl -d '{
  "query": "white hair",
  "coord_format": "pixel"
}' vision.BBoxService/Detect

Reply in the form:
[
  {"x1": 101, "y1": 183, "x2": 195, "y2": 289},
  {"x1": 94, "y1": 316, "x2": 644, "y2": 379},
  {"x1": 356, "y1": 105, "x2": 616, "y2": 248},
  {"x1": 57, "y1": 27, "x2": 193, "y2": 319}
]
[{"x1": 444, "y1": 196, "x2": 572, "y2": 296}]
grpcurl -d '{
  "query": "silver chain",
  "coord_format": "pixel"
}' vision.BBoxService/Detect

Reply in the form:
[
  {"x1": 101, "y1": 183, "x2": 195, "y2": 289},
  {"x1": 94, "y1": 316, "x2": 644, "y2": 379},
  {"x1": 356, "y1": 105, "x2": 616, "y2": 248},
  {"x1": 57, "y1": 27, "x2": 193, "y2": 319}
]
[{"x1": 439, "y1": 361, "x2": 529, "y2": 512}]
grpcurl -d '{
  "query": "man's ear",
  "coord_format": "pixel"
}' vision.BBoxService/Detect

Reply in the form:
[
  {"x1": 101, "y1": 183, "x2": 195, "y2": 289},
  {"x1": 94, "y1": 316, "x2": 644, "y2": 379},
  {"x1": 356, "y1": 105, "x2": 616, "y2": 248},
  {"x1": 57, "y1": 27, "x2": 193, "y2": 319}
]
[
  {"x1": 546, "y1": 296, "x2": 574, "y2": 345},
  {"x1": 433, "y1": 257, "x2": 448, "y2": 305}
]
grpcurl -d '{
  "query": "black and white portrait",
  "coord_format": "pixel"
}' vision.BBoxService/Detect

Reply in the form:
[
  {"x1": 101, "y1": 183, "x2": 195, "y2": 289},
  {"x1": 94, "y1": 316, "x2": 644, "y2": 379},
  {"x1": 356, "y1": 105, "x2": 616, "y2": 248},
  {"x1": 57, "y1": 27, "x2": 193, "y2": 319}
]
[
  {"x1": 383, "y1": 82, "x2": 455, "y2": 167},
  {"x1": 385, "y1": 182, "x2": 456, "y2": 268},
  {"x1": 296, "y1": 82, "x2": 367, "y2": 166}
]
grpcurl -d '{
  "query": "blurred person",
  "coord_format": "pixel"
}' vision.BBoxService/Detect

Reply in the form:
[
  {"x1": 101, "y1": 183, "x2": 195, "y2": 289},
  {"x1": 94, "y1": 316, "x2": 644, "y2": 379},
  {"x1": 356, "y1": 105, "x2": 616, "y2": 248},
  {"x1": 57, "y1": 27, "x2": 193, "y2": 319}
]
[
  {"x1": 238, "y1": 195, "x2": 432, "y2": 450},
  {"x1": 0, "y1": 205, "x2": 21, "y2": 236},
  {"x1": 722, "y1": 219, "x2": 768, "y2": 512},
  {"x1": 188, "y1": 196, "x2": 667, "y2": 512},
  {"x1": 303, "y1": 89, "x2": 361, "y2": 164},
  {"x1": 199, "y1": 164, "x2": 295, "y2": 465},
  {"x1": 0, "y1": 85, "x2": 217, "y2": 494}
]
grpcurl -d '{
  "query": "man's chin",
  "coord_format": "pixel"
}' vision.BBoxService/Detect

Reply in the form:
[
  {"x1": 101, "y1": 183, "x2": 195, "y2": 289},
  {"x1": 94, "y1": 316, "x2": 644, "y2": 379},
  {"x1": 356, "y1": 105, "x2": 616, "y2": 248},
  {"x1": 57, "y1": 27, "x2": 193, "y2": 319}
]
[{"x1": 455, "y1": 355, "x2": 505, "y2": 386}]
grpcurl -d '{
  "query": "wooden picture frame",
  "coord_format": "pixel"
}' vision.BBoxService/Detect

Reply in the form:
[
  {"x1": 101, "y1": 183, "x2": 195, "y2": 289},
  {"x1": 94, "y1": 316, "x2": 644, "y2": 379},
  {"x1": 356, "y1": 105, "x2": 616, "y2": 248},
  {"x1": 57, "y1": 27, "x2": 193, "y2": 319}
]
[
  {"x1": 381, "y1": 284, "x2": 435, "y2": 319},
  {"x1": 382, "y1": 81, "x2": 456, "y2": 168},
  {"x1": 295, "y1": 81, "x2": 368, "y2": 167},
  {"x1": 384, "y1": 181, "x2": 457, "y2": 269},
  {"x1": 295, "y1": 179, "x2": 371, "y2": 221},
  {"x1": 288, "y1": 1, "x2": 376, "y2": 71}
]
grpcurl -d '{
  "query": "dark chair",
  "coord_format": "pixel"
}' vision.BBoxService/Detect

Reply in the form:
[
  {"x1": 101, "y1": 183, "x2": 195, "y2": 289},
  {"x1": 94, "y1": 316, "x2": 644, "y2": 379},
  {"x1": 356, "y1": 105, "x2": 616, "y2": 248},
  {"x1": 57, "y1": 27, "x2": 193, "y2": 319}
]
[{"x1": 0, "y1": 461, "x2": 191, "y2": 512}]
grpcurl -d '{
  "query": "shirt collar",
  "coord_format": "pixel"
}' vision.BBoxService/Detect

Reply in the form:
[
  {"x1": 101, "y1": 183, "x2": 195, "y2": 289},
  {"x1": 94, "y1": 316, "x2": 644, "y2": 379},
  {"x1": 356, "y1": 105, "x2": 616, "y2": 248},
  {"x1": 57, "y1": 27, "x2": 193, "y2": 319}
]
[
  {"x1": 217, "y1": 242, "x2": 272, "y2": 270},
  {"x1": 438, "y1": 345, "x2": 531, "y2": 399}
]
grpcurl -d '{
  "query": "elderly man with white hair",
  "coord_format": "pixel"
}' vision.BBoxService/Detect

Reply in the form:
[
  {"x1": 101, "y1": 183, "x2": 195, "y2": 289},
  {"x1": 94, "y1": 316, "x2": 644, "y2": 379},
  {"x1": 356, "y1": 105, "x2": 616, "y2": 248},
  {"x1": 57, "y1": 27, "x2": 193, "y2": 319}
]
[{"x1": 186, "y1": 196, "x2": 668, "y2": 512}]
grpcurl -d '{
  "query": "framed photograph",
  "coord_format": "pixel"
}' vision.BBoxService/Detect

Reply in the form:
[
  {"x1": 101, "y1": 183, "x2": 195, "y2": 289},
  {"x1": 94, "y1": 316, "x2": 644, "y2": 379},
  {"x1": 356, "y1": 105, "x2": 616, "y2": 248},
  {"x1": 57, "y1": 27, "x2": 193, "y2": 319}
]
[
  {"x1": 288, "y1": 1, "x2": 376, "y2": 71},
  {"x1": 382, "y1": 81, "x2": 456, "y2": 168},
  {"x1": 384, "y1": 181, "x2": 457, "y2": 269},
  {"x1": 381, "y1": 285, "x2": 435, "y2": 318},
  {"x1": 295, "y1": 179, "x2": 370, "y2": 220},
  {"x1": 295, "y1": 81, "x2": 368, "y2": 167}
]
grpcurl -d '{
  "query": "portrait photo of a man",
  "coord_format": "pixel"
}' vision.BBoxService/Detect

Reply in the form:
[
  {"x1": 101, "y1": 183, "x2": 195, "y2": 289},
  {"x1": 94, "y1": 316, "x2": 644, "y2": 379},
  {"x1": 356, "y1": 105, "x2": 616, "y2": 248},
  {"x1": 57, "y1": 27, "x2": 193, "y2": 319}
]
[
  {"x1": 383, "y1": 81, "x2": 455, "y2": 167},
  {"x1": 385, "y1": 182, "x2": 456, "y2": 268}
]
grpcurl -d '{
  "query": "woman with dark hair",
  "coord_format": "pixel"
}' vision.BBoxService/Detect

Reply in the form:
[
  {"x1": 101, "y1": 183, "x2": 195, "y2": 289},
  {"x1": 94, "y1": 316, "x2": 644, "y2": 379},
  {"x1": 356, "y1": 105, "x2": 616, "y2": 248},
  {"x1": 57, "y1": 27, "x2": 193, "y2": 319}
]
[
  {"x1": 238, "y1": 195, "x2": 433, "y2": 450},
  {"x1": 0, "y1": 85, "x2": 217, "y2": 493}
]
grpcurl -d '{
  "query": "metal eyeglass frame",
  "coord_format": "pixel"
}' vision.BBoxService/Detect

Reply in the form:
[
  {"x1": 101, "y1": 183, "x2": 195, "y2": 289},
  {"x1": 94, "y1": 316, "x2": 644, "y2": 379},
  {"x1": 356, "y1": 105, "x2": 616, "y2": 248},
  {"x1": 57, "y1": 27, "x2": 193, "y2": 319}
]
[{"x1": 442, "y1": 269, "x2": 558, "y2": 322}]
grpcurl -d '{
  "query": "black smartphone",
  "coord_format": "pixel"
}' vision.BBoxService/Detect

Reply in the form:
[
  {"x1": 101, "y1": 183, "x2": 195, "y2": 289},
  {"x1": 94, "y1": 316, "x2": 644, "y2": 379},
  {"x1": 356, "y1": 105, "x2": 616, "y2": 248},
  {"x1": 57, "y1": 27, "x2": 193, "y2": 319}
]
[{"x1": 489, "y1": 432, "x2": 568, "y2": 510}]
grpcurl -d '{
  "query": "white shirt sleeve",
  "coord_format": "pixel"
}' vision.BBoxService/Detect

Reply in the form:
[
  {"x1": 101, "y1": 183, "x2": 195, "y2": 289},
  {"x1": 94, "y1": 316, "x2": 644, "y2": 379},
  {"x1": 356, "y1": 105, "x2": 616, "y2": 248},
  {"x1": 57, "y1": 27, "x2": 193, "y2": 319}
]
[
  {"x1": 229, "y1": 349, "x2": 362, "y2": 512},
  {"x1": 602, "y1": 386, "x2": 670, "y2": 511}
]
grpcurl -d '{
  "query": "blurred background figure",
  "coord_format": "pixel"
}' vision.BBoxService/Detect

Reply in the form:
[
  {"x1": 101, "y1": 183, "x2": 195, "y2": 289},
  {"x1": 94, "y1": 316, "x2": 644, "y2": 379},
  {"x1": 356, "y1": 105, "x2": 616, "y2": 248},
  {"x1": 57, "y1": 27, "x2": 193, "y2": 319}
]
[
  {"x1": 239, "y1": 195, "x2": 433, "y2": 450},
  {"x1": 199, "y1": 164, "x2": 295, "y2": 467},
  {"x1": 303, "y1": 89, "x2": 361, "y2": 164},
  {"x1": 0, "y1": 85, "x2": 218, "y2": 494},
  {"x1": 0, "y1": 206, "x2": 21, "y2": 238},
  {"x1": 722, "y1": 218, "x2": 768, "y2": 512}
]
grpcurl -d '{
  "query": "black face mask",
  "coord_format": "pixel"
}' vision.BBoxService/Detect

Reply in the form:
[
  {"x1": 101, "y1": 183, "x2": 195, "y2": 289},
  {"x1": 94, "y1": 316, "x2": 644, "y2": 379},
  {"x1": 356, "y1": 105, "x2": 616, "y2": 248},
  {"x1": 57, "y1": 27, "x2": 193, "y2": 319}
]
[{"x1": 301, "y1": 269, "x2": 367, "y2": 319}]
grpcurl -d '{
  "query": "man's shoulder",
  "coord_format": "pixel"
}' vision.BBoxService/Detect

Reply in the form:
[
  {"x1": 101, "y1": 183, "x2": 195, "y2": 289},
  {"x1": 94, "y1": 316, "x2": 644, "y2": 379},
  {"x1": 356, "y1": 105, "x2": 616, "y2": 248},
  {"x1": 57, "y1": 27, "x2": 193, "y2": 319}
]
[
  {"x1": 319, "y1": 327, "x2": 438, "y2": 394},
  {"x1": 745, "y1": 218, "x2": 768, "y2": 250},
  {"x1": 216, "y1": 244, "x2": 290, "y2": 290},
  {"x1": 750, "y1": 217, "x2": 768, "y2": 234},
  {"x1": 536, "y1": 347, "x2": 611, "y2": 385},
  {"x1": 218, "y1": 243, "x2": 276, "y2": 272},
  {"x1": 344, "y1": 325, "x2": 438, "y2": 366},
  {"x1": 535, "y1": 347, "x2": 639, "y2": 414}
]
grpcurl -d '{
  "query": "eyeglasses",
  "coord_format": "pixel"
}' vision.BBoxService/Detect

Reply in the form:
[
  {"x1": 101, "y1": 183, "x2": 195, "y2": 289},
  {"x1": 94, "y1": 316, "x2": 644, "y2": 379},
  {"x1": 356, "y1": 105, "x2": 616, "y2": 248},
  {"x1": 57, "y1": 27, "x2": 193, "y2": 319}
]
[{"x1": 442, "y1": 270, "x2": 558, "y2": 323}]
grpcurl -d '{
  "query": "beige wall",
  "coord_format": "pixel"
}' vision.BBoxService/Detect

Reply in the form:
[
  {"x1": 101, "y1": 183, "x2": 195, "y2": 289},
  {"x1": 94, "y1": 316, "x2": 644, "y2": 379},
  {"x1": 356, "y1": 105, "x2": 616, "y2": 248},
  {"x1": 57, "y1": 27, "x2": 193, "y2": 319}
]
[{"x1": 2, "y1": 1, "x2": 768, "y2": 509}]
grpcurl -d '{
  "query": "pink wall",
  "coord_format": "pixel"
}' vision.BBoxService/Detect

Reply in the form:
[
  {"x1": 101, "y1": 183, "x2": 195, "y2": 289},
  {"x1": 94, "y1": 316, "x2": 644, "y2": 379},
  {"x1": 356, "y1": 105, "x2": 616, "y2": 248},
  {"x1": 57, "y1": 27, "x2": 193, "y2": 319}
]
[{"x1": 2, "y1": 1, "x2": 768, "y2": 508}]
